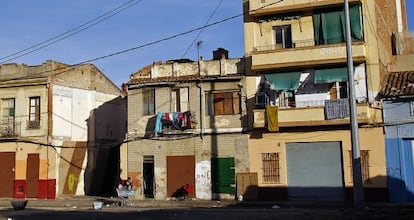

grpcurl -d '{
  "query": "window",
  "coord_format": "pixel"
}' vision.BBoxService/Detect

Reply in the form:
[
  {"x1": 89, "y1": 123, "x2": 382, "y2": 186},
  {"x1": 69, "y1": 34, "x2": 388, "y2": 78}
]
[
  {"x1": 1, "y1": 98, "x2": 15, "y2": 136},
  {"x1": 2, "y1": 98, "x2": 15, "y2": 122},
  {"x1": 262, "y1": 153, "x2": 280, "y2": 183},
  {"x1": 273, "y1": 25, "x2": 292, "y2": 49},
  {"x1": 143, "y1": 89, "x2": 155, "y2": 115},
  {"x1": 313, "y1": 5, "x2": 363, "y2": 45},
  {"x1": 349, "y1": 150, "x2": 370, "y2": 183},
  {"x1": 171, "y1": 87, "x2": 189, "y2": 112},
  {"x1": 206, "y1": 91, "x2": 240, "y2": 115},
  {"x1": 28, "y1": 97, "x2": 40, "y2": 129}
]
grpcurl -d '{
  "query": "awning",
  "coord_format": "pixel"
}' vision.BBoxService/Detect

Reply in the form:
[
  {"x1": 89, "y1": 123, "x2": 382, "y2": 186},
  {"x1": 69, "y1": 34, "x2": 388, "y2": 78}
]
[
  {"x1": 314, "y1": 67, "x2": 350, "y2": 84},
  {"x1": 265, "y1": 72, "x2": 301, "y2": 91}
]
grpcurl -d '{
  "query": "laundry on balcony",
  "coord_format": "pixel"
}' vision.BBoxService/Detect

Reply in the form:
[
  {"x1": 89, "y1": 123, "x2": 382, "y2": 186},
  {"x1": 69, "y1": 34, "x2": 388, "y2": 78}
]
[
  {"x1": 154, "y1": 111, "x2": 193, "y2": 134},
  {"x1": 324, "y1": 99, "x2": 349, "y2": 120},
  {"x1": 266, "y1": 105, "x2": 279, "y2": 132}
]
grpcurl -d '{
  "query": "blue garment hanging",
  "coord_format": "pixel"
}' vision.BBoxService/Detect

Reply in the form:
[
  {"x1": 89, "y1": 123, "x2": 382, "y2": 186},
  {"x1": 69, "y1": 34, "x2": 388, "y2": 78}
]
[{"x1": 154, "y1": 112, "x2": 163, "y2": 133}]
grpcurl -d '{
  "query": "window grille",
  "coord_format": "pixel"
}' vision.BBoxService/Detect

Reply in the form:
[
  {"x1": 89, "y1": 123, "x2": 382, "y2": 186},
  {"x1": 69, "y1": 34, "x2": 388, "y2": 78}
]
[
  {"x1": 261, "y1": 153, "x2": 280, "y2": 183},
  {"x1": 348, "y1": 150, "x2": 370, "y2": 183}
]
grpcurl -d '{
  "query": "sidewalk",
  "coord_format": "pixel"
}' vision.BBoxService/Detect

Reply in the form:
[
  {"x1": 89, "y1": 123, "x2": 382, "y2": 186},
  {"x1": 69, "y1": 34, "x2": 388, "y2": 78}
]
[{"x1": 1, "y1": 196, "x2": 414, "y2": 212}]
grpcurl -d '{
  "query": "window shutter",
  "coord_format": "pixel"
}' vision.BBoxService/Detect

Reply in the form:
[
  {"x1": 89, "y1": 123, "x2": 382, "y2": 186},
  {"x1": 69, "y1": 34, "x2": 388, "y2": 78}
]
[
  {"x1": 233, "y1": 92, "x2": 240, "y2": 114},
  {"x1": 214, "y1": 93, "x2": 225, "y2": 115}
]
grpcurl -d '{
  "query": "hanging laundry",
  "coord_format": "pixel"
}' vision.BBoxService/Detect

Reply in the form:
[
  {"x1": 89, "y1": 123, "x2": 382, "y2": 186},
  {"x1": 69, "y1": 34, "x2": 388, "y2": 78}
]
[
  {"x1": 155, "y1": 112, "x2": 163, "y2": 133},
  {"x1": 266, "y1": 106, "x2": 278, "y2": 132}
]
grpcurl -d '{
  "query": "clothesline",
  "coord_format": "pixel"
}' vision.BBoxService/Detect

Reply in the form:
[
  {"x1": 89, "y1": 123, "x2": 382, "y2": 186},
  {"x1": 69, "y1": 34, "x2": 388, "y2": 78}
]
[{"x1": 155, "y1": 111, "x2": 193, "y2": 133}]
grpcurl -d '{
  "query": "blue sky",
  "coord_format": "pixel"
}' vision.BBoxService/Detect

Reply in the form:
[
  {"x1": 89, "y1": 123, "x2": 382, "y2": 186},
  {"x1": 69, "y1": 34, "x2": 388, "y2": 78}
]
[{"x1": 0, "y1": 1, "x2": 412, "y2": 88}]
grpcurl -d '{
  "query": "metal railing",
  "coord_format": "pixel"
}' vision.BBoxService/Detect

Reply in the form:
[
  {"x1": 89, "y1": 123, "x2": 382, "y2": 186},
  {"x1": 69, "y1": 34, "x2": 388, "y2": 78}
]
[
  {"x1": 0, "y1": 119, "x2": 20, "y2": 138},
  {"x1": 253, "y1": 39, "x2": 314, "y2": 52}
]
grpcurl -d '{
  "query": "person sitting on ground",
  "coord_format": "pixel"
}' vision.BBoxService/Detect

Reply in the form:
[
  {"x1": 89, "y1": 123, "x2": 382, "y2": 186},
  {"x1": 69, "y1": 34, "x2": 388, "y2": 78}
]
[{"x1": 124, "y1": 177, "x2": 133, "y2": 190}]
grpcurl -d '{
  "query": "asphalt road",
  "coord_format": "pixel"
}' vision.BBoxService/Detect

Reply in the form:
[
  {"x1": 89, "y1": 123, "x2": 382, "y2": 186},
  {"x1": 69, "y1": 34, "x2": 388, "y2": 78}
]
[{"x1": 2, "y1": 206, "x2": 414, "y2": 220}]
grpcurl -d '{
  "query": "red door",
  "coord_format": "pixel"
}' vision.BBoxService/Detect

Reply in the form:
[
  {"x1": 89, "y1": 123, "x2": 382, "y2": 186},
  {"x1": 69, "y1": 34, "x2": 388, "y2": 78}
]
[{"x1": 26, "y1": 154, "x2": 39, "y2": 198}]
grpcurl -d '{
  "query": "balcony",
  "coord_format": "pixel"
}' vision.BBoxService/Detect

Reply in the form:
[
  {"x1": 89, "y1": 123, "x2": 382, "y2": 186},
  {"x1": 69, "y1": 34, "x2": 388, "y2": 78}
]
[
  {"x1": 154, "y1": 111, "x2": 196, "y2": 135},
  {"x1": 0, "y1": 120, "x2": 20, "y2": 138},
  {"x1": 27, "y1": 120, "x2": 40, "y2": 129},
  {"x1": 251, "y1": 42, "x2": 366, "y2": 71},
  {"x1": 253, "y1": 99, "x2": 382, "y2": 128},
  {"x1": 249, "y1": 0, "x2": 359, "y2": 16}
]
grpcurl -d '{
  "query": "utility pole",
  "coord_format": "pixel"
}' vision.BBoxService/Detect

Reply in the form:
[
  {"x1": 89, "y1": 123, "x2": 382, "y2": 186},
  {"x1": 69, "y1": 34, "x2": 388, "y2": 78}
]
[{"x1": 344, "y1": 0, "x2": 365, "y2": 209}]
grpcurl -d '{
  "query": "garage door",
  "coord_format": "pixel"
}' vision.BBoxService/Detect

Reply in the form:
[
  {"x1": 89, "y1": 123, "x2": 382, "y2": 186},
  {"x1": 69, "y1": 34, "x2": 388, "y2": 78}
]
[{"x1": 286, "y1": 142, "x2": 344, "y2": 201}]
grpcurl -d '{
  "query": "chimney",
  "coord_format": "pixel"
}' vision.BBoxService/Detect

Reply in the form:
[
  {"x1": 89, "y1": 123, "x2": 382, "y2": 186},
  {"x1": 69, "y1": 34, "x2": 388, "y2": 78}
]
[
  {"x1": 121, "y1": 83, "x2": 128, "y2": 94},
  {"x1": 213, "y1": 48, "x2": 228, "y2": 60}
]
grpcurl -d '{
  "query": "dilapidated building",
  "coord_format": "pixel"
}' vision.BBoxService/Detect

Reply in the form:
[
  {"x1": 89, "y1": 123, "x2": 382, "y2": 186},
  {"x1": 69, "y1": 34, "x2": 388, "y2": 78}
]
[
  {"x1": 126, "y1": 49, "x2": 249, "y2": 200},
  {"x1": 0, "y1": 60, "x2": 123, "y2": 199}
]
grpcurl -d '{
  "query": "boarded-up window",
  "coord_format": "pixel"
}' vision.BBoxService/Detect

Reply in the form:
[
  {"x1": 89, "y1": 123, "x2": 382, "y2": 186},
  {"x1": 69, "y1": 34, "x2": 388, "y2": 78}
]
[
  {"x1": 207, "y1": 91, "x2": 240, "y2": 115},
  {"x1": 262, "y1": 153, "x2": 280, "y2": 183},
  {"x1": 348, "y1": 150, "x2": 370, "y2": 183}
]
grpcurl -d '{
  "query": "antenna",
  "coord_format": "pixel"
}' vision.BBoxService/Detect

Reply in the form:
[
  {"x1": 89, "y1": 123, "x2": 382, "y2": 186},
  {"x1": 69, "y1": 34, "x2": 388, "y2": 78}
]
[{"x1": 196, "y1": 41, "x2": 203, "y2": 61}]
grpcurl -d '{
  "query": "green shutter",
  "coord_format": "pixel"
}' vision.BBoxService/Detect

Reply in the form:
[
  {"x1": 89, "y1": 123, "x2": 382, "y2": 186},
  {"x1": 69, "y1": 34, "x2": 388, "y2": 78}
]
[{"x1": 9, "y1": 108, "x2": 15, "y2": 116}]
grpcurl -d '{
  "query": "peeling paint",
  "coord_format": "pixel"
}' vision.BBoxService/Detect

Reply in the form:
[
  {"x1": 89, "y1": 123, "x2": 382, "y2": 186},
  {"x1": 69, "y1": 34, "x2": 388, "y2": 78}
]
[{"x1": 196, "y1": 161, "x2": 212, "y2": 200}]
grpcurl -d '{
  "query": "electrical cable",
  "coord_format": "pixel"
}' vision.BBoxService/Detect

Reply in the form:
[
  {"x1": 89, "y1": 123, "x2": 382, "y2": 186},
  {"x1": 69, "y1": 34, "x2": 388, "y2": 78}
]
[
  {"x1": 0, "y1": 0, "x2": 144, "y2": 64},
  {"x1": 180, "y1": 0, "x2": 224, "y2": 59},
  {"x1": 0, "y1": 0, "x2": 284, "y2": 82}
]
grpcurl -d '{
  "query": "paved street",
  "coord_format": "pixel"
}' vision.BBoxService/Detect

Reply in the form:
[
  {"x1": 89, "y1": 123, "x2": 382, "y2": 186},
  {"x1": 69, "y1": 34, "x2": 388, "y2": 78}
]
[{"x1": 1, "y1": 197, "x2": 414, "y2": 220}]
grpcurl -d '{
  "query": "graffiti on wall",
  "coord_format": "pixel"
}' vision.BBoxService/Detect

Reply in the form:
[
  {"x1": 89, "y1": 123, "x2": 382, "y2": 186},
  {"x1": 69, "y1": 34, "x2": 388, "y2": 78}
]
[{"x1": 196, "y1": 161, "x2": 212, "y2": 200}]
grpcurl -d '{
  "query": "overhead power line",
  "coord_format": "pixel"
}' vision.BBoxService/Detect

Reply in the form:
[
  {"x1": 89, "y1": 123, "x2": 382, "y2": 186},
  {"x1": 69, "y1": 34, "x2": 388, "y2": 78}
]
[
  {"x1": 0, "y1": 0, "x2": 284, "y2": 82},
  {"x1": 0, "y1": 0, "x2": 144, "y2": 64},
  {"x1": 180, "y1": 0, "x2": 224, "y2": 59}
]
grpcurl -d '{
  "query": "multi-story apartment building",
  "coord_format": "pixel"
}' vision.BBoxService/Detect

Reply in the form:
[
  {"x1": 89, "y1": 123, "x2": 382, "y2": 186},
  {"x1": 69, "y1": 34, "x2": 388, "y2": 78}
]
[
  {"x1": 0, "y1": 60, "x2": 123, "y2": 199},
  {"x1": 242, "y1": 0, "x2": 407, "y2": 201},
  {"x1": 126, "y1": 49, "x2": 249, "y2": 200}
]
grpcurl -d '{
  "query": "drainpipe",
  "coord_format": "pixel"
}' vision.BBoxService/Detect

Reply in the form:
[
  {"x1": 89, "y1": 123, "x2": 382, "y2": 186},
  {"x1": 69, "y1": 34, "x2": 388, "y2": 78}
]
[
  {"x1": 196, "y1": 82, "x2": 204, "y2": 140},
  {"x1": 196, "y1": 44, "x2": 204, "y2": 139}
]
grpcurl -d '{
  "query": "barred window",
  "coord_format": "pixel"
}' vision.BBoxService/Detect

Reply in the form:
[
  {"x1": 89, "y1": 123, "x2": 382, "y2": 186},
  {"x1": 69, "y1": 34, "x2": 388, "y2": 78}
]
[
  {"x1": 261, "y1": 153, "x2": 280, "y2": 183},
  {"x1": 349, "y1": 150, "x2": 370, "y2": 183}
]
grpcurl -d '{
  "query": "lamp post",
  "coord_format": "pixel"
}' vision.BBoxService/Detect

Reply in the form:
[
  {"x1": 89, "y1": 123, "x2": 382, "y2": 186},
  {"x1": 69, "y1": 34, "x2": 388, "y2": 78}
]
[{"x1": 344, "y1": 0, "x2": 365, "y2": 209}]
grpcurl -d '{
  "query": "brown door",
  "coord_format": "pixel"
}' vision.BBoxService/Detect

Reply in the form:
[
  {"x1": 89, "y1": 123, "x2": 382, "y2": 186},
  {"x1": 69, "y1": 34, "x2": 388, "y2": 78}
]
[
  {"x1": 26, "y1": 154, "x2": 39, "y2": 198},
  {"x1": 167, "y1": 156, "x2": 195, "y2": 197},
  {"x1": 0, "y1": 152, "x2": 15, "y2": 197}
]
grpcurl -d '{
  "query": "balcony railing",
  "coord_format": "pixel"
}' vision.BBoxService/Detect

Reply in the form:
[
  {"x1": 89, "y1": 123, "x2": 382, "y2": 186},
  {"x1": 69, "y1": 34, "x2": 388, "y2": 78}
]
[
  {"x1": 154, "y1": 111, "x2": 195, "y2": 135},
  {"x1": 253, "y1": 98, "x2": 376, "y2": 128},
  {"x1": 0, "y1": 119, "x2": 20, "y2": 138},
  {"x1": 27, "y1": 120, "x2": 40, "y2": 129},
  {"x1": 254, "y1": 39, "x2": 315, "y2": 52}
]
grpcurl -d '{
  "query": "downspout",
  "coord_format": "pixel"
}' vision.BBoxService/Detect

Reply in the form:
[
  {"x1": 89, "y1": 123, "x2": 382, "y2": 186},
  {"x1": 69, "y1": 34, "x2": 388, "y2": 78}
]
[
  {"x1": 197, "y1": 50, "x2": 204, "y2": 140},
  {"x1": 197, "y1": 81, "x2": 204, "y2": 140}
]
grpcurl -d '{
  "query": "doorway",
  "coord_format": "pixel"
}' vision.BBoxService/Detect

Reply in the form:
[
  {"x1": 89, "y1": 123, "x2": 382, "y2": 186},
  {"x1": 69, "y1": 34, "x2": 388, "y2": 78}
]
[{"x1": 143, "y1": 156, "x2": 155, "y2": 198}]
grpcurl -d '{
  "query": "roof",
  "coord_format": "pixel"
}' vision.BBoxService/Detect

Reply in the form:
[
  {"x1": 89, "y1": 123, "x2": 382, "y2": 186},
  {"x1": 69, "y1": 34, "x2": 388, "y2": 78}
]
[
  {"x1": 379, "y1": 71, "x2": 414, "y2": 98},
  {"x1": 128, "y1": 73, "x2": 243, "y2": 88}
]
